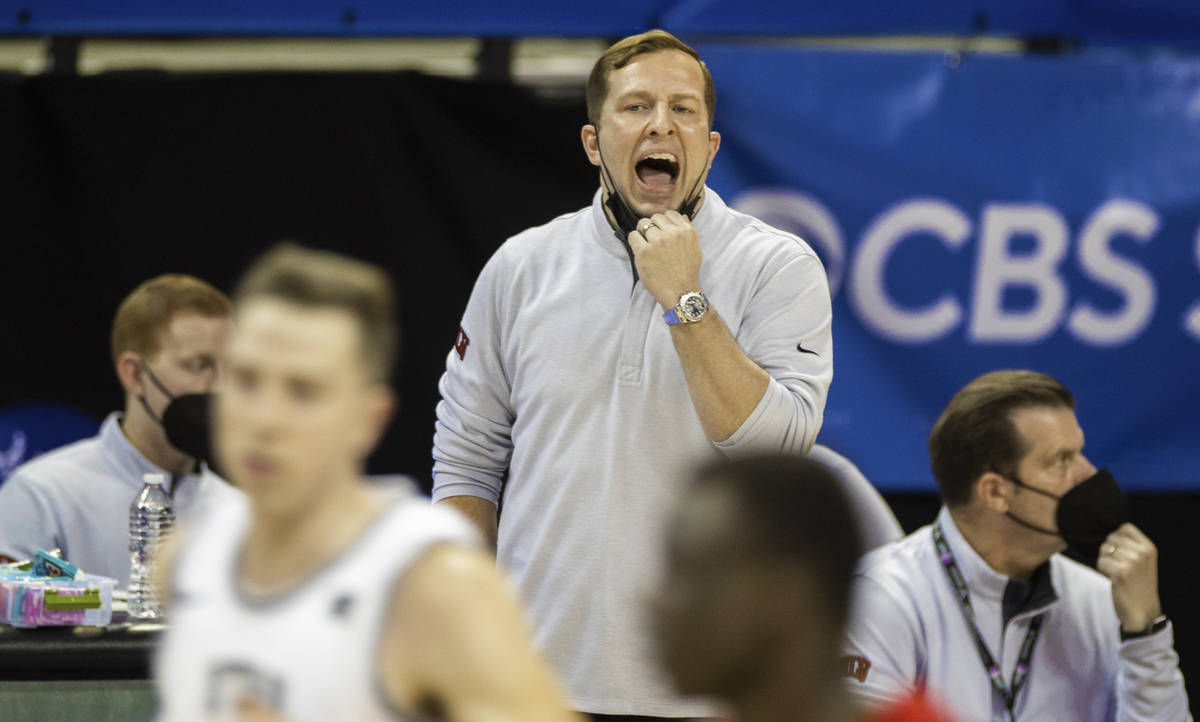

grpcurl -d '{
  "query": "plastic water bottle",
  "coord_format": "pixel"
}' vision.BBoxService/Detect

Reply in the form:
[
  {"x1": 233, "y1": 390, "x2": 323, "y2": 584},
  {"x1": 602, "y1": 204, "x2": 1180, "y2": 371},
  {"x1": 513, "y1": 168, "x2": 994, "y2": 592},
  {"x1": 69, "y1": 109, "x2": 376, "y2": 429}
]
[{"x1": 128, "y1": 472, "x2": 174, "y2": 620}]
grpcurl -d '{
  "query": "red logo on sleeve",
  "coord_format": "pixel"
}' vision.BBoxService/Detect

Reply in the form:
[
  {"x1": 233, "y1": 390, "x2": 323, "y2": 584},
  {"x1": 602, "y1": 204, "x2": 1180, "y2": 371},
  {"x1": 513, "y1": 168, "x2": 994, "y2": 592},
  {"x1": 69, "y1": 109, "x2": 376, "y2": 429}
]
[
  {"x1": 840, "y1": 655, "x2": 872, "y2": 683},
  {"x1": 454, "y1": 325, "x2": 470, "y2": 360}
]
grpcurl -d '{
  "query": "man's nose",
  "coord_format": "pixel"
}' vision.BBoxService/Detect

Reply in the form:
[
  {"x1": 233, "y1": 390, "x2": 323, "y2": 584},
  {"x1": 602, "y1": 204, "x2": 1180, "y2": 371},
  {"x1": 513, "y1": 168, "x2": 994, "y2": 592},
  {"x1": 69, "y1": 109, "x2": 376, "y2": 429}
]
[
  {"x1": 244, "y1": 388, "x2": 285, "y2": 437},
  {"x1": 196, "y1": 369, "x2": 219, "y2": 393},
  {"x1": 646, "y1": 102, "x2": 674, "y2": 136},
  {"x1": 1075, "y1": 454, "x2": 1098, "y2": 482},
  {"x1": 208, "y1": 365, "x2": 224, "y2": 393}
]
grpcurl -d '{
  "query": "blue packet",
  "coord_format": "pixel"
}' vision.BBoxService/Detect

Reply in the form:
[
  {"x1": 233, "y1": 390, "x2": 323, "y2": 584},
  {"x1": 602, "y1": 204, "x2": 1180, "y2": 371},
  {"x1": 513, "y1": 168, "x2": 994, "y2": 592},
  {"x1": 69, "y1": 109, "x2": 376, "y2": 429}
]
[{"x1": 32, "y1": 549, "x2": 80, "y2": 580}]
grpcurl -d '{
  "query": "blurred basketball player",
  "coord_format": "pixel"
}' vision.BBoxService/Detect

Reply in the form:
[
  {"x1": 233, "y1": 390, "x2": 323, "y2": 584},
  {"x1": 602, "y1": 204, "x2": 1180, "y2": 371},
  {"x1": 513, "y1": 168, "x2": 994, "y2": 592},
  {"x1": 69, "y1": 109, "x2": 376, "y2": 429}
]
[{"x1": 154, "y1": 244, "x2": 579, "y2": 722}]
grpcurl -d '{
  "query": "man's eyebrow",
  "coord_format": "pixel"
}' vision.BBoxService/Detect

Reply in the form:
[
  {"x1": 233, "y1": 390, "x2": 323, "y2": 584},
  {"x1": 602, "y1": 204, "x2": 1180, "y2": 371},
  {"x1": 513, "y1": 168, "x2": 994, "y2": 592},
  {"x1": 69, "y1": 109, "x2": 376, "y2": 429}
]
[
  {"x1": 614, "y1": 89, "x2": 701, "y2": 102},
  {"x1": 1043, "y1": 446, "x2": 1078, "y2": 464},
  {"x1": 614, "y1": 89, "x2": 652, "y2": 101}
]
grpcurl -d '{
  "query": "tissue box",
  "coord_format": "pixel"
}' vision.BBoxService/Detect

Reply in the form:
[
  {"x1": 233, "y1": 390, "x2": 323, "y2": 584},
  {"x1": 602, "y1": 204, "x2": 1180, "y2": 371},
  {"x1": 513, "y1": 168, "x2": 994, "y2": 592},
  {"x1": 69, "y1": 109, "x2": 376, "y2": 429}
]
[{"x1": 0, "y1": 573, "x2": 117, "y2": 628}]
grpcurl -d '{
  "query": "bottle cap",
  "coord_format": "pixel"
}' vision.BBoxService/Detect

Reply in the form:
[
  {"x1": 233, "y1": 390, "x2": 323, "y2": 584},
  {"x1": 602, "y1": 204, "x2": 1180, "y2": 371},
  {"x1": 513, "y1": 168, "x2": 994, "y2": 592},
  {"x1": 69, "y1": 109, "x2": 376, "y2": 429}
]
[{"x1": 143, "y1": 472, "x2": 167, "y2": 486}]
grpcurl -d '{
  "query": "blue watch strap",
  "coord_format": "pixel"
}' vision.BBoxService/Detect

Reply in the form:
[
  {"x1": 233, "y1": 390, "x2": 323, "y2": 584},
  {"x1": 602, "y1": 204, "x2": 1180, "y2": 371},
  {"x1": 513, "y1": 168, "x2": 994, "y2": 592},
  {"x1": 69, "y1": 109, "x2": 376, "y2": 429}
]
[{"x1": 664, "y1": 308, "x2": 681, "y2": 326}]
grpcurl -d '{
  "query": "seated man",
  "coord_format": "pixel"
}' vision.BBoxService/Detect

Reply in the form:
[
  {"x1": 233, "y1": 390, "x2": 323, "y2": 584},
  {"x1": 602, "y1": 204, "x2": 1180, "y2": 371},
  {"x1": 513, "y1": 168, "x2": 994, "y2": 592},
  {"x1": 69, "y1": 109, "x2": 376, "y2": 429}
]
[
  {"x1": 842, "y1": 370, "x2": 1190, "y2": 720},
  {"x1": 0, "y1": 274, "x2": 237, "y2": 584},
  {"x1": 652, "y1": 454, "x2": 956, "y2": 722},
  {"x1": 155, "y1": 244, "x2": 578, "y2": 722}
]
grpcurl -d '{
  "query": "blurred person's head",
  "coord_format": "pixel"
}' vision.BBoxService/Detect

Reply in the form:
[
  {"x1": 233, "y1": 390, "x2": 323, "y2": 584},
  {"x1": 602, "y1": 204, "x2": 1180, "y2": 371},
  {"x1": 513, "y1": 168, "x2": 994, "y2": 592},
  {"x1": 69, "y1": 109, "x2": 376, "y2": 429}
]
[
  {"x1": 652, "y1": 454, "x2": 863, "y2": 722},
  {"x1": 581, "y1": 30, "x2": 721, "y2": 226},
  {"x1": 218, "y1": 244, "x2": 396, "y2": 518},
  {"x1": 112, "y1": 274, "x2": 232, "y2": 472}
]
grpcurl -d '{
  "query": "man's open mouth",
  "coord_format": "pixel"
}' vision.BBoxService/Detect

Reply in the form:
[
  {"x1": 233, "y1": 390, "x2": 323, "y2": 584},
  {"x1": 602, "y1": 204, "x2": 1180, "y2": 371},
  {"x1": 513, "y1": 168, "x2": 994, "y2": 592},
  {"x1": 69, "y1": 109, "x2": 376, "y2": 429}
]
[{"x1": 636, "y1": 153, "x2": 679, "y2": 189}]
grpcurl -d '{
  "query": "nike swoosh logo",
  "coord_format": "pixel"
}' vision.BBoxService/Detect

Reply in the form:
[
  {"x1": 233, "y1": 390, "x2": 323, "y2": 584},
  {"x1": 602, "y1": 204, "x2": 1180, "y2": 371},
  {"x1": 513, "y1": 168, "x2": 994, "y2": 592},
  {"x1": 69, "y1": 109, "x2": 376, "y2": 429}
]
[{"x1": 796, "y1": 343, "x2": 820, "y2": 357}]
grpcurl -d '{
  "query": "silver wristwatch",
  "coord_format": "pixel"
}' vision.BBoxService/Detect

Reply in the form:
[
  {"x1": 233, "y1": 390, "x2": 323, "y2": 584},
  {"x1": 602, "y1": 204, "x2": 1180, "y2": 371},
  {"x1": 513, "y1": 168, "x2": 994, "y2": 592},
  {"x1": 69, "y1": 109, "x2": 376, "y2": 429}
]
[{"x1": 664, "y1": 291, "x2": 709, "y2": 326}]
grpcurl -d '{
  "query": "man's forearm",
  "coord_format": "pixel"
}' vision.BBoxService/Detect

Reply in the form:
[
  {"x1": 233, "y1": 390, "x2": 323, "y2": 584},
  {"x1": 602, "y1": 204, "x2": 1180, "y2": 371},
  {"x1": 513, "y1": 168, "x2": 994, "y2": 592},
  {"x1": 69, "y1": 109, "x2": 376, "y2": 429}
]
[
  {"x1": 1117, "y1": 625, "x2": 1192, "y2": 722},
  {"x1": 669, "y1": 309, "x2": 769, "y2": 443},
  {"x1": 436, "y1": 496, "x2": 499, "y2": 554}
]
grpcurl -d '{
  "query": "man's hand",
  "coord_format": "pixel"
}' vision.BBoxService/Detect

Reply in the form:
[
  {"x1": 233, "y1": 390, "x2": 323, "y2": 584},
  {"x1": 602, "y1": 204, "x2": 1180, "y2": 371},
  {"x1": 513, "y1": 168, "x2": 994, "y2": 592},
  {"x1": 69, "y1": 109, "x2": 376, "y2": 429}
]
[
  {"x1": 628, "y1": 210, "x2": 703, "y2": 310},
  {"x1": 1096, "y1": 523, "x2": 1163, "y2": 633},
  {"x1": 236, "y1": 698, "x2": 291, "y2": 722}
]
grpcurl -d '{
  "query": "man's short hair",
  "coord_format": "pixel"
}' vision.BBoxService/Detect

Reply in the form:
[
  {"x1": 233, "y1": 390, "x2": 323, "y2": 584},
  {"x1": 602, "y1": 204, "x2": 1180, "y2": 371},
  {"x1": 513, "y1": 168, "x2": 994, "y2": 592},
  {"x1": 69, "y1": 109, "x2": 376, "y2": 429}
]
[
  {"x1": 929, "y1": 370, "x2": 1076, "y2": 507},
  {"x1": 234, "y1": 243, "x2": 397, "y2": 383},
  {"x1": 692, "y1": 454, "x2": 863, "y2": 631},
  {"x1": 111, "y1": 274, "x2": 232, "y2": 367},
  {"x1": 586, "y1": 29, "x2": 716, "y2": 129}
]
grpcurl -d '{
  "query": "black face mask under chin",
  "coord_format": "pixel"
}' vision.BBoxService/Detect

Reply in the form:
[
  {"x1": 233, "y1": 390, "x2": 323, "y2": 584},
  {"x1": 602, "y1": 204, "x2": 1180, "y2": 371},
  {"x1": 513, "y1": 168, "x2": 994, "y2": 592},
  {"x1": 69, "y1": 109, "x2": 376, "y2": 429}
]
[
  {"x1": 594, "y1": 133, "x2": 705, "y2": 238},
  {"x1": 138, "y1": 360, "x2": 221, "y2": 476},
  {"x1": 1004, "y1": 468, "x2": 1129, "y2": 567}
]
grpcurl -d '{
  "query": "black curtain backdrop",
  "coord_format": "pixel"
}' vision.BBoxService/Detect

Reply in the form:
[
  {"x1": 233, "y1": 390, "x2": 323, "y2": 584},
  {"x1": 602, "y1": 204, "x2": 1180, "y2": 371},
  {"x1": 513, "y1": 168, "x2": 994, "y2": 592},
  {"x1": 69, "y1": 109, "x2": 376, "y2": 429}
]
[
  {"x1": 0, "y1": 71, "x2": 1194, "y2": 706},
  {"x1": 0, "y1": 70, "x2": 598, "y2": 483}
]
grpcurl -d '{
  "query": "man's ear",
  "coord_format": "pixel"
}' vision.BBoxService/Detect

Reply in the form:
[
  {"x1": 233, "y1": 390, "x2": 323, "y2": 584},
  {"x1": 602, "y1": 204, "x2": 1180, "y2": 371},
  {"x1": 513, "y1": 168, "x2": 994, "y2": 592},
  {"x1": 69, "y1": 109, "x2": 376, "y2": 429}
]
[
  {"x1": 115, "y1": 351, "x2": 146, "y2": 397},
  {"x1": 581, "y1": 124, "x2": 601, "y2": 167},
  {"x1": 356, "y1": 386, "x2": 397, "y2": 458},
  {"x1": 706, "y1": 130, "x2": 721, "y2": 170},
  {"x1": 976, "y1": 471, "x2": 1013, "y2": 513}
]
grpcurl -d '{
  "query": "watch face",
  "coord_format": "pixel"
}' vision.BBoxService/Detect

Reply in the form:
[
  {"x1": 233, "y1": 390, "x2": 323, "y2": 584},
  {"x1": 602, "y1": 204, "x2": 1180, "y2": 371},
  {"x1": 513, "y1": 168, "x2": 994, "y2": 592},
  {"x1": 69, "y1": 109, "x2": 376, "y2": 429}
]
[{"x1": 681, "y1": 292, "x2": 708, "y2": 320}]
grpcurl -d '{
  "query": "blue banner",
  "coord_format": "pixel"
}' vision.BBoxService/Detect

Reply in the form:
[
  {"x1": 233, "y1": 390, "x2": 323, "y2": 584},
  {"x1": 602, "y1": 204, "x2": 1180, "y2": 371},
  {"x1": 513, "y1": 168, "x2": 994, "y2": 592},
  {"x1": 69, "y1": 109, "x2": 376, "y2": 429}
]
[
  {"x1": 6, "y1": 1, "x2": 1199, "y2": 46},
  {"x1": 698, "y1": 45, "x2": 1200, "y2": 491},
  {"x1": 668, "y1": 0, "x2": 1200, "y2": 49},
  {"x1": 0, "y1": 0, "x2": 666, "y2": 36},
  {"x1": 0, "y1": 403, "x2": 99, "y2": 484}
]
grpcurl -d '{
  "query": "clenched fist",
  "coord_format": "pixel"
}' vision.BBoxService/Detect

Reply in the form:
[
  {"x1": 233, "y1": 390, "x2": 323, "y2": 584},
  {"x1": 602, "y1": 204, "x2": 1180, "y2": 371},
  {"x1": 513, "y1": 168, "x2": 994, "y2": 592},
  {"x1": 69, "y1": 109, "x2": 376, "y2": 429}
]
[
  {"x1": 1096, "y1": 523, "x2": 1163, "y2": 634},
  {"x1": 628, "y1": 210, "x2": 703, "y2": 311}
]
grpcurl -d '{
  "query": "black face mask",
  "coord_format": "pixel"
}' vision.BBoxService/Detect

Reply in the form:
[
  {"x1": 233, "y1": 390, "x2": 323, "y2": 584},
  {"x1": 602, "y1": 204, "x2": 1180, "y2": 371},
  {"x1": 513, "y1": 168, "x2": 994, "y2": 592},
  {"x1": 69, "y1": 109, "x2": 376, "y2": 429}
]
[
  {"x1": 1005, "y1": 468, "x2": 1129, "y2": 566},
  {"x1": 594, "y1": 132, "x2": 706, "y2": 238},
  {"x1": 138, "y1": 360, "x2": 221, "y2": 476}
]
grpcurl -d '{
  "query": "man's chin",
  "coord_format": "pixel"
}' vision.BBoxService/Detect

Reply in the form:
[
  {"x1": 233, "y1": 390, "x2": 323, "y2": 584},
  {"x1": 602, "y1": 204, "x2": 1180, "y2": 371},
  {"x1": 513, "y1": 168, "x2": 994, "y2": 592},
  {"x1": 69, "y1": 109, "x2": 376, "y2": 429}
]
[
  {"x1": 630, "y1": 197, "x2": 678, "y2": 220},
  {"x1": 249, "y1": 489, "x2": 307, "y2": 520}
]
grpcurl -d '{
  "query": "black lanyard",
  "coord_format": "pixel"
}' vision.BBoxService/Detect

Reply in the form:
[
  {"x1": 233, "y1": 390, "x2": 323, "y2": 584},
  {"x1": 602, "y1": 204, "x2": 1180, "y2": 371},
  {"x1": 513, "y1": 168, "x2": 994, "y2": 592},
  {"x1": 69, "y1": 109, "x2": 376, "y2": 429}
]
[{"x1": 932, "y1": 521, "x2": 1045, "y2": 721}]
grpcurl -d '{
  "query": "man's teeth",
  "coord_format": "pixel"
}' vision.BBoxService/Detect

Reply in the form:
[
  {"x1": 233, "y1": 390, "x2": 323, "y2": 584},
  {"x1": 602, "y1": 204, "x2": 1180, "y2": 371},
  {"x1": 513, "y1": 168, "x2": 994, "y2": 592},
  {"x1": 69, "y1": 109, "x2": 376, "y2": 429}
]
[{"x1": 644, "y1": 153, "x2": 677, "y2": 163}]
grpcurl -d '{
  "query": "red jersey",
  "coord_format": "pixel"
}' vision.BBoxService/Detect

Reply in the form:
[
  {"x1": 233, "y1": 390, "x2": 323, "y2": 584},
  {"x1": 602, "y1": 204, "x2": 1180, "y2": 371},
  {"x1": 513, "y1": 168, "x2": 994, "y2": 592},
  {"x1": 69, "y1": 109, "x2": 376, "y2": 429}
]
[{"x1": 859, "y1": 693, "x2": 961, "y2": 722}]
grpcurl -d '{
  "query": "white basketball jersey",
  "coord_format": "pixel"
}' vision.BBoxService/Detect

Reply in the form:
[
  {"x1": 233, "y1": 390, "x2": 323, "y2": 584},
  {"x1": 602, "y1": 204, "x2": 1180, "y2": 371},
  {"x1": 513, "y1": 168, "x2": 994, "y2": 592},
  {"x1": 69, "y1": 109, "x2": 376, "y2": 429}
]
[{"x1": 154, "y1": 487, "x2": 478, "y2": 722}]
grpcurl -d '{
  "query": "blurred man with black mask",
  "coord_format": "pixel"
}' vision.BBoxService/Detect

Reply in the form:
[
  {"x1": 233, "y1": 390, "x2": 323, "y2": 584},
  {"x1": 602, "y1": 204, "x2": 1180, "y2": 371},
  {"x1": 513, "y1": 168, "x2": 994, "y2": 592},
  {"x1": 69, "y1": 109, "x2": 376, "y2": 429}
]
[
  {"x1": 0, "y1": 274, "x2": 240, "y2": 585},
  {"x1": 842, "y1": 370, "x2": 1189, "y2": 720}
]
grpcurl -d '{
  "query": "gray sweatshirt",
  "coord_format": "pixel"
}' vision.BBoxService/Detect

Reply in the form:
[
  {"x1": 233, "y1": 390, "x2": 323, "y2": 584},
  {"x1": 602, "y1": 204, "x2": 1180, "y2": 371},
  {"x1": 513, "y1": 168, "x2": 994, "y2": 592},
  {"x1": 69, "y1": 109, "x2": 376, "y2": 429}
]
[{"x1": 433, "y1": 187, "x2": 833, "y2": 716}]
